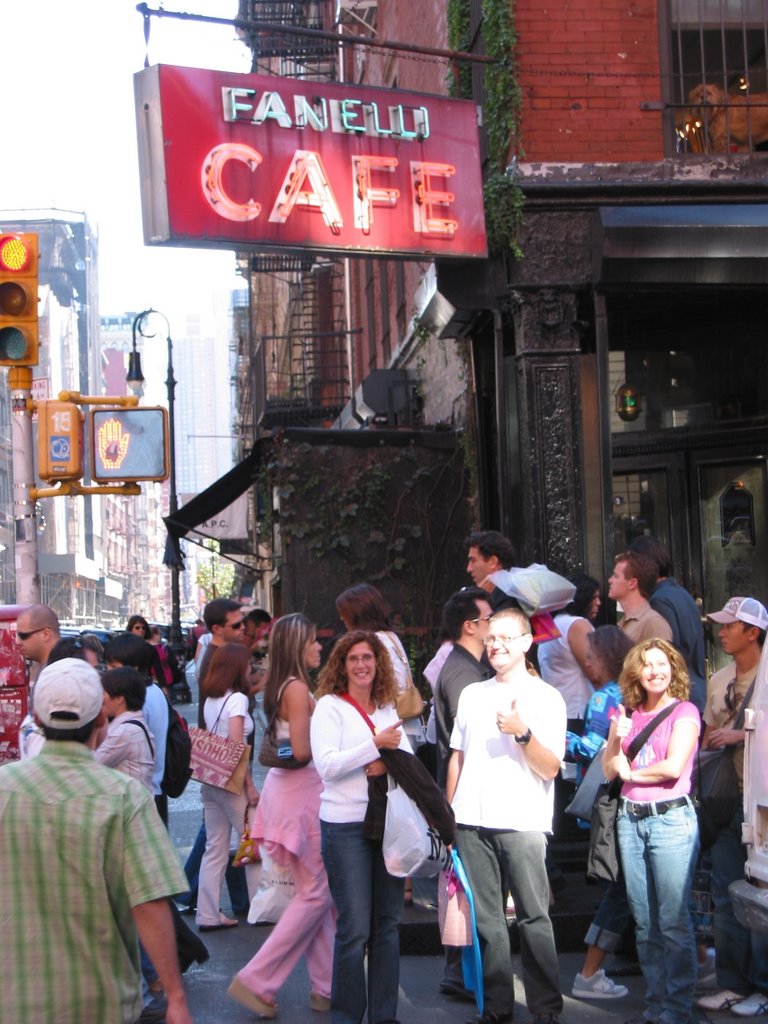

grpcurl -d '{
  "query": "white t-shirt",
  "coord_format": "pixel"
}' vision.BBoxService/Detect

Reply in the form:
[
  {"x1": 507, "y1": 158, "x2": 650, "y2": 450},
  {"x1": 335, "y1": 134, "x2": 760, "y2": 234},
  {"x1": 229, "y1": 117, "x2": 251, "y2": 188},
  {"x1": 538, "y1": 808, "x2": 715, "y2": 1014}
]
[
  {"x1": 203, "y1": 690, "x2": 253, "y2": 740},
  {"x1": 537, "y1": 613, "x2": 593, "y2": 719},
  {"x1": 450, "y1": 674, "x2": 566, "y2": 832},
  {"x1": 310, "y1": 693, "x2": 411, "y2": 824}
]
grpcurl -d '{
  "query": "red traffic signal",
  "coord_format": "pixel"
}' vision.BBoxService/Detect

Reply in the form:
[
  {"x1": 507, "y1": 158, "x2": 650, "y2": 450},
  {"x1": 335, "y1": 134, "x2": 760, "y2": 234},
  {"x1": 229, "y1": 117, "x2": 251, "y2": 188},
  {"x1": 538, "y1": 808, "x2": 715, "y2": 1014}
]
[
  {"x1": 90, "y1": 407, "x2": 169, "y2": 482},
  {"x1": 0, "y1": 233, "x2": 39, "y2": 367}
]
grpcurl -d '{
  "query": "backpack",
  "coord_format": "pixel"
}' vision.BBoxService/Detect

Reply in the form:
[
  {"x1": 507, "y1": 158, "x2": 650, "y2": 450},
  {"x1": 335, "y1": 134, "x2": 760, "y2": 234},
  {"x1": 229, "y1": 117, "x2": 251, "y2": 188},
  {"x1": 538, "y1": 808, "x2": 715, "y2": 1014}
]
[{"x1": 162, "y1": 692, "x2": 193, "y2": 798}]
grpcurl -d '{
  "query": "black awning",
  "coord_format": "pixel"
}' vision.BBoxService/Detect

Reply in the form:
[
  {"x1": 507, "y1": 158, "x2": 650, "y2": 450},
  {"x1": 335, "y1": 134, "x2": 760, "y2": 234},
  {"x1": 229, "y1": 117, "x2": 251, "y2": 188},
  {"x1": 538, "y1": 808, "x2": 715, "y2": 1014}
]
[
  {"x1": 599, "y1": 204, "x2": 768, "y2": 287},
  {"x1": 162, "y1": 441, "x2": 267, "y2": 568}
]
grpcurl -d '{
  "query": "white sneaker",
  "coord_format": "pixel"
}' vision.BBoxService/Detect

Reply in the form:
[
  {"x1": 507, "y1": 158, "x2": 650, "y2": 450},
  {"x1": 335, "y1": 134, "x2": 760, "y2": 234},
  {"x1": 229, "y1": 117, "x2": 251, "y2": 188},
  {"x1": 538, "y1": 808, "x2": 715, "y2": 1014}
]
[
  {"x1": 732, "y1": 993, "x2": 768, "y2": 1017},
  {"x1": 571, "y1": 969, "x2": 629, "y2": 1000},
  {"x1": 697, "y1": 989, "x2": 746, "y2": 1011}
]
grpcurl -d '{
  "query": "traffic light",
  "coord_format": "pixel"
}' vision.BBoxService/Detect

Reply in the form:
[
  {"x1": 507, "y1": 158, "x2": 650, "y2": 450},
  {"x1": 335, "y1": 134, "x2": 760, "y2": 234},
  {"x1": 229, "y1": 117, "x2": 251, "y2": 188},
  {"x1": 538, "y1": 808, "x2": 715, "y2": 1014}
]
[
  {"x1": 0, "y1": 233, "x2": 39, "y2": 367},
  {"x1": 37, "y1": 401, "x2": 84, "y2": 481},
  {"x1": 90, "y1": 407, "x2": 169, "y2": 482}
]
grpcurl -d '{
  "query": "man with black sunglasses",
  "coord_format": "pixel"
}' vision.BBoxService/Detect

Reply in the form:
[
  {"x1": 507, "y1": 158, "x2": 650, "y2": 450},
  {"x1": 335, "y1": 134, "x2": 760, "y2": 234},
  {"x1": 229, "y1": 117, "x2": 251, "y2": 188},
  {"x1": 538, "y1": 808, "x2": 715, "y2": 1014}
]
[
  {"x1": 16, "y1": 603, "x2": 61, "y2": 676},
  {"x1": 17, "y1": 604, "x2": 62, "y2": 759}
]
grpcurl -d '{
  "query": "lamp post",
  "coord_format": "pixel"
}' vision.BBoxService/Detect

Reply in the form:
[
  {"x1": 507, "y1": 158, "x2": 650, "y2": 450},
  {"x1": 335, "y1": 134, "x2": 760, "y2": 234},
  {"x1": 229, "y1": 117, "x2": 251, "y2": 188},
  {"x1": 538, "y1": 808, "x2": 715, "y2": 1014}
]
[{"x1": 128, "y1": 309, "x2": 182, "y2": 650}]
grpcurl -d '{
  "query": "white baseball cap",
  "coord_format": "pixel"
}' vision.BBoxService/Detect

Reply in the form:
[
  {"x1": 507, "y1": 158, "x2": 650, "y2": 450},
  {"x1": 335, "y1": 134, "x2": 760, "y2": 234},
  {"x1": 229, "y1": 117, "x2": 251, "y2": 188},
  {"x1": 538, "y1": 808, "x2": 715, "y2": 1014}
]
[
  {"x1": 707, "y1": 596, "x2": 768, "y2": 632},
  {"x1": 34, "y1": 658, "x2": 103, "y2": 729}
]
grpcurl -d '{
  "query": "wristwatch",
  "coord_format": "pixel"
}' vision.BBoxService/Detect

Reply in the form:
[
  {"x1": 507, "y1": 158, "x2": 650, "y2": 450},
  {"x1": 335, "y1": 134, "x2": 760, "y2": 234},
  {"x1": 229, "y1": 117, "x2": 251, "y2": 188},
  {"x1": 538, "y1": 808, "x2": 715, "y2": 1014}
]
[{"x1": 515, "y1": 728, "x2": 532, "y2": 746}]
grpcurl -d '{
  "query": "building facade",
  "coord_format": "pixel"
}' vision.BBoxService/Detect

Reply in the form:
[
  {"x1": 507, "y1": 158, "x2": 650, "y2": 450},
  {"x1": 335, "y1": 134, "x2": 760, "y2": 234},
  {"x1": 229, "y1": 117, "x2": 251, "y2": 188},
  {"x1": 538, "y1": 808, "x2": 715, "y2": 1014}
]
[{"x1": 227, "y1": 1, "x2": 768, "y2": 654}]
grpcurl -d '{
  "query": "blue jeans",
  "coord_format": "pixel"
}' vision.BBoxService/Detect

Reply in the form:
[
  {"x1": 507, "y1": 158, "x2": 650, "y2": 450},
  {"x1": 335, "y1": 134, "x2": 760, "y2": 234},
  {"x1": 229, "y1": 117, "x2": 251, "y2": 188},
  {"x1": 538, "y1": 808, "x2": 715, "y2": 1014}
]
[
  {"x1": 320, "y1": 820, "x2": 404, "y2": 1024},
  {"x1": 456, "y1": 826, "x2": 563, "y2": 1020},
  {"x1": 618, "y1": 798, "x2": 699, "y2": 1024},
  {"x1": 584, "y1": 875, "x2": 632, "y2": 952},
  {"x1": 710, "y1": 808, "x2": 768, "y2": 994}
]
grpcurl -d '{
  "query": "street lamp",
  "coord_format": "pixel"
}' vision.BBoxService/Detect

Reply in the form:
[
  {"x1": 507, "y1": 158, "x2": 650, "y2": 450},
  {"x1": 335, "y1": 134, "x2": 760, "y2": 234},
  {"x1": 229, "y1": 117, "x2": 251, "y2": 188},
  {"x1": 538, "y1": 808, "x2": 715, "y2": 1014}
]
[{"x1": 129, "y1": 309, "x2": 182, "y2": 650}]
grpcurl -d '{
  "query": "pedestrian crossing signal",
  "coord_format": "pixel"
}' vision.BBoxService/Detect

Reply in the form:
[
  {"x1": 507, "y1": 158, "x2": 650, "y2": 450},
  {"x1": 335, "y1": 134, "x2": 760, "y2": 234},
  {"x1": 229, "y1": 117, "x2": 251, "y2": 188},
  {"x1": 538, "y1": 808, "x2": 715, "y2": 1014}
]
[
  {"x1": 90, "y1": 407, "x2": 169, "y2": 482},
  {"x1": 37, "y1": 401, "x2": 84, "y2": 481}
]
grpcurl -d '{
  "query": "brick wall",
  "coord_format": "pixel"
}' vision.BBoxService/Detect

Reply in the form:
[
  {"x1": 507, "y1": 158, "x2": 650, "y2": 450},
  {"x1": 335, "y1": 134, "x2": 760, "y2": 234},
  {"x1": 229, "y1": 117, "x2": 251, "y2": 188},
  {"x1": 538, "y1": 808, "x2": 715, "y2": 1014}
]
[{"x1": 516, "y1": 0, "x2": 664, "y2": 162}]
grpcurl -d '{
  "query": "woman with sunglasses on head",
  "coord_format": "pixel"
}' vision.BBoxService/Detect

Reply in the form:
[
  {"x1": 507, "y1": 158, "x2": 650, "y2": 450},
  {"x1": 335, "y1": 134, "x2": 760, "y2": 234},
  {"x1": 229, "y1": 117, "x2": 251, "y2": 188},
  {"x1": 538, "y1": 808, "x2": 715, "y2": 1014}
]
[
  {"x1": 126, "y1": 615, "x2": 167, "y2": 694},
  {"x1": 310, "y1": 630, "x2": 412, "y2": 1024},
  {"x1": 602, "y1": 638, "x2": 701, "y2": 1024},
  {"x1": 228, "y1": 613, "x2": 335, "y2": 1019},
  {"x1": 196, "y1": 642, "x2": 260, "y2": 932}
]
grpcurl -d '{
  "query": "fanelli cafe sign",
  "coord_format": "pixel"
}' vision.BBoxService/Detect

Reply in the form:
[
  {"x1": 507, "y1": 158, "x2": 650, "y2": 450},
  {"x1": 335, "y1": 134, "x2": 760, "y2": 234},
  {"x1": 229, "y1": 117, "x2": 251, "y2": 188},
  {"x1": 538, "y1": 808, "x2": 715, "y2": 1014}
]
[{"x1": 134, "y1": 65, "x2": 487, "y2": 259}]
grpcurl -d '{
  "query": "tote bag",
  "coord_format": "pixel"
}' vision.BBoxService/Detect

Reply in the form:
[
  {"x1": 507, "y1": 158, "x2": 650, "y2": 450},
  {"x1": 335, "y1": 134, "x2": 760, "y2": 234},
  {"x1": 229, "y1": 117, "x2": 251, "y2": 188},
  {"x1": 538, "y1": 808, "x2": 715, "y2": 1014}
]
[
  {"x1": 382, "y1": 779, "x2": 449, "y2": 878},
  {"x1": 586, "y1": 777, "x2": 623, "y2": 883},
  {"x1": 189, "y1": 727, "x2": 249, "y2": 794},
  {"x1": 438, "y1": 863, "x2": 473, "y2": 946}
]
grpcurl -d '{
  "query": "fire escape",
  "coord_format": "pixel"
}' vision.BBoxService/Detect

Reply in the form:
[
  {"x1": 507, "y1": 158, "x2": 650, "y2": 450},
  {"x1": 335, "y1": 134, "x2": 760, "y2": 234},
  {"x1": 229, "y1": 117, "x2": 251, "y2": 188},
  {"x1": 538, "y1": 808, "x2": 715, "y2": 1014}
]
[{"x1": 235, "y1": 0, "x2": 364, "y2": 436}]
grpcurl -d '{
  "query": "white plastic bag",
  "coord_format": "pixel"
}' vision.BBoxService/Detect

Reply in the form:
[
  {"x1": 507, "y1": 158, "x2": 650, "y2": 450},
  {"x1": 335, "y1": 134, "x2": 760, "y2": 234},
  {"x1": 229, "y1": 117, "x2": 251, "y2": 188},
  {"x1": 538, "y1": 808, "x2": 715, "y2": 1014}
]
[
  {"x1": 488, "y1": 564, "x2": 576, "y2": 615},
  {"x1": 382, "y1": 779, "x2": 449, "y2": 878},
  {"x1": 247, "y1": 846, "x2": 295, "y2": 924}
]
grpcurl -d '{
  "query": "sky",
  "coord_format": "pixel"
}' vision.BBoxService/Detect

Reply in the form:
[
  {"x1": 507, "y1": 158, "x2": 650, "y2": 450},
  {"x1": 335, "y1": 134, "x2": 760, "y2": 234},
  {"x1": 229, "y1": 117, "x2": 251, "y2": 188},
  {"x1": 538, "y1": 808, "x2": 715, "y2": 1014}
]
[{"x1": 3, "y1": 0, "x2": 252, "y2": 322}]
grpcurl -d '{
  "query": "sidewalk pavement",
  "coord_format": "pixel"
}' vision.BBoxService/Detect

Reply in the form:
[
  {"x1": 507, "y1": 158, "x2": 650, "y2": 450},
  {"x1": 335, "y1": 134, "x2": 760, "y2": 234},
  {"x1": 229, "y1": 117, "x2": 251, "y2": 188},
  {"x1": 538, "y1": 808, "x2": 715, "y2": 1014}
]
[{"x1": 181, "y1": 919, "x2": 650, "y2": 1024}]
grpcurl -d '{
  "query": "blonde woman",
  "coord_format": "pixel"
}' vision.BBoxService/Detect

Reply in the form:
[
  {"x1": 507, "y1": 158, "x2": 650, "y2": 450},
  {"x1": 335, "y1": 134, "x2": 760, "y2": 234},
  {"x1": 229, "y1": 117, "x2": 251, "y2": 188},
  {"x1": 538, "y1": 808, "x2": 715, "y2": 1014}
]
[{"x1": 228, "y1": 614, "x2": 335, "y2": 1018}]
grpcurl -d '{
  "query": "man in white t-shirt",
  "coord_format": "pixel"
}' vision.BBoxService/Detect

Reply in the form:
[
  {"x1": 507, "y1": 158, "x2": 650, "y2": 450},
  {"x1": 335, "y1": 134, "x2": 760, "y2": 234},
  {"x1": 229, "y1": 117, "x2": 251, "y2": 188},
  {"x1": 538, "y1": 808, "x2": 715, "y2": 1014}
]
[{"x1": 447, "y1": 607, "x2": 566, "y2": 1024}]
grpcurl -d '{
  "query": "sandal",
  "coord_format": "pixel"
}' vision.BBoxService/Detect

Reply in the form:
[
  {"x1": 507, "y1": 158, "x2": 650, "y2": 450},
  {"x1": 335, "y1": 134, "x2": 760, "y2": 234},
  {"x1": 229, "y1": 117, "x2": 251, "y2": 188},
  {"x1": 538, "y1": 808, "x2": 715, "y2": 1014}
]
[
  {"x1": 199, "y1": 914, "x2": 239, "y2": 932},
  {"x1": 227, "y1": 977, "x2": 277, "y2": 1018}
]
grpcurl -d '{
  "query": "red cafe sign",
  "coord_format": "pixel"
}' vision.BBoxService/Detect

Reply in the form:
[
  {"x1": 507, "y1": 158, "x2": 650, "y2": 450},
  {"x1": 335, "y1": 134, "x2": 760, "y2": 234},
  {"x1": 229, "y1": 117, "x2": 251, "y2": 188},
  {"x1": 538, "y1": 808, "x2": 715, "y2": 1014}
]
[{"x1": 134, "y1": 65, "x2": 487, "y2": 259}]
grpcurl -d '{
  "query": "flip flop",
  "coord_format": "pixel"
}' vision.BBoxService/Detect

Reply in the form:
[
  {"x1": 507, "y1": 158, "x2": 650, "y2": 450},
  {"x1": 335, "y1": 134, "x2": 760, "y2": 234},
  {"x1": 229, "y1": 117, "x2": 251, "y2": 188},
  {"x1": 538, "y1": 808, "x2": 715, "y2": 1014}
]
[{"x1": 199, "y1": 916, "x2": 239, "y2": 932}]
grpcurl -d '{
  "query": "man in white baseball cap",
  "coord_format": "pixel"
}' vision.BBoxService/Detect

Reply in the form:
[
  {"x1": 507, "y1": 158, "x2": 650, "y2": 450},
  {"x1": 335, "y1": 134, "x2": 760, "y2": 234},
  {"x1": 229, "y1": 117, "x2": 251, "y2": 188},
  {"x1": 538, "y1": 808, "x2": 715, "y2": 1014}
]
[
  {"x1": 0, "y1": 658, "x2": 193, "y2": 1024},
  {"x1": 697, "y1": 597, "x2": 768, "y2": 1017},
  {"x1": 707, "y1": 596, "x2": 768, "y2": 633},
  {"x1": 33, "y1": 656, "x2": 104, "y2": 730}
]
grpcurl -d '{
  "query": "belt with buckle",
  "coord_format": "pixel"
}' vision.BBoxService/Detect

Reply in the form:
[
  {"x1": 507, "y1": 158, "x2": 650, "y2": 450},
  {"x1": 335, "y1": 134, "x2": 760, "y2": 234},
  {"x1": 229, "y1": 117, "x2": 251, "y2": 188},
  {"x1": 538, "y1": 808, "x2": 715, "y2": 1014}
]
[{"x1": 621, "y1": 795, "x2": 689, "y2": 819}]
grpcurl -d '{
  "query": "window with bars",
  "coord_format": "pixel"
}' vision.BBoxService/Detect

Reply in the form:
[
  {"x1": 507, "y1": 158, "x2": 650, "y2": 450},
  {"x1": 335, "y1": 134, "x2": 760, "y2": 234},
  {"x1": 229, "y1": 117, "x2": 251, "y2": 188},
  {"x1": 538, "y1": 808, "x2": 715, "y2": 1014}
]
[{"x1": 670, "y1": 0, "x2": 768, "y2": 154}]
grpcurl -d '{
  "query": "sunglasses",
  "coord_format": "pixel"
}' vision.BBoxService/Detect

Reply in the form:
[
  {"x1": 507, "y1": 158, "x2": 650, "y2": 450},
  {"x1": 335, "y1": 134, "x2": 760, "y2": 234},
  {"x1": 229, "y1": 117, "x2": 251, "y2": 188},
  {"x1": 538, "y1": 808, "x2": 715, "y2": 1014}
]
[
  {"x1": 17, "y1": 627, "x2": 46, "y2": 641},
  {"x1": 724, "y1": 679, "x2": 740, "y2": 713}
]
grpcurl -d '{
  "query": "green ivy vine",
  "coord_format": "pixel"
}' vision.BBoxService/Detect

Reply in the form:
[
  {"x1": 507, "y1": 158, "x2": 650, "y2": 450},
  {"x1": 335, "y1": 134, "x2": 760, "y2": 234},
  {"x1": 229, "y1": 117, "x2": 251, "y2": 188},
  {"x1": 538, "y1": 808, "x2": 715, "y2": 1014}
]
[{"x1": 448, "y1": 0, "x2": 525, "y2": 255}]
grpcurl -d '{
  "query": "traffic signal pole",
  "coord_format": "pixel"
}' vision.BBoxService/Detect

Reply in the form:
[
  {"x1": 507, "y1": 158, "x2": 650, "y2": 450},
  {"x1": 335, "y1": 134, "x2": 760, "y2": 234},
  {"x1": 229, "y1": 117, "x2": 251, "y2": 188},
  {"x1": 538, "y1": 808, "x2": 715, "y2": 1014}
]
[{"x1": 9, "y1": 367, "x2": 39, "y2": 604}]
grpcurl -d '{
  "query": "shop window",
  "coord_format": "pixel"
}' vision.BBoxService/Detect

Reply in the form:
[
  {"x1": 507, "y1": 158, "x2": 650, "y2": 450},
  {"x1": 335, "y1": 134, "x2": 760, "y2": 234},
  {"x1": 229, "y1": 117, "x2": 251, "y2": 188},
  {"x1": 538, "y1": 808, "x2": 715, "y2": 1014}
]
[
  {"x1": 607, "y1": 290, "x2": 768, "y2": 434},
  {"x1": 670, "y1": 0, "x2": 768, "y2": 154}
]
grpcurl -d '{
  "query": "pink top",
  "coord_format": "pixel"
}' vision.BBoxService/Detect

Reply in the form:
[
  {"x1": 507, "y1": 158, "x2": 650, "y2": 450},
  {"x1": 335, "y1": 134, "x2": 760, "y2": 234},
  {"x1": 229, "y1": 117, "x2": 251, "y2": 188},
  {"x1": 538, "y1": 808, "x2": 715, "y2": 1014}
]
[{"x1": 621, "y1": 700, "x2": 701, "y2": 802}]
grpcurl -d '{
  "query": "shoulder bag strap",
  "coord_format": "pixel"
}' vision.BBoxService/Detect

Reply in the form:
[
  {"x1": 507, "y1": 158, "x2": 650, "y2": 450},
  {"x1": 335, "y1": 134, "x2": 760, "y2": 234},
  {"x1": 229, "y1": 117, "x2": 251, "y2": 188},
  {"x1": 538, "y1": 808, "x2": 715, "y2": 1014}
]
[
  {"x1": 732, "y1": 678, "x2": 757, "y2": 732},
  {"x1": 338, "y1": 692, "x2": 377, "y2": 736},
  {"x1": 626, "y1": 700, "x2": 680, "y2": 761},
  {"x1": 125, "y1": 718, "x2": 155, "y2": 759},
  {"x1": 210, "y1": 691, "x2": 235, "y2": 734},
  {"x1": 382, "y1": 631, "x2": 413, "y2": 685},
  {"x1": 265, "y1": 677, "x2": 299, "y2": 736}
]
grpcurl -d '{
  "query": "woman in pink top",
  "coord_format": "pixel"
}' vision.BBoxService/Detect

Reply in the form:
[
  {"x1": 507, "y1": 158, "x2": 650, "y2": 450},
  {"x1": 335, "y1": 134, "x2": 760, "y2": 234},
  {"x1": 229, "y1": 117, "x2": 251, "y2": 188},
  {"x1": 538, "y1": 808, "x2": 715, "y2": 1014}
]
[
  {"x1": 602, "y1": 638, "x2": 701, "y2": 1024},
  {"x1": 227, "y1": 614, "x2": 335, "y2": 1019}
]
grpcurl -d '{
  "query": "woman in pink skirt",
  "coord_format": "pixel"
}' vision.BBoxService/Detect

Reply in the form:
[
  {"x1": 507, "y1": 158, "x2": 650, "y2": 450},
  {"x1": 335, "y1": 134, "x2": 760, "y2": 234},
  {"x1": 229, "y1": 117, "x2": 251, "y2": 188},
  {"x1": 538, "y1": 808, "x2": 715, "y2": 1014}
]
[{"x1": 227, "y1": 613, "x2": 335, "y2": 1018}]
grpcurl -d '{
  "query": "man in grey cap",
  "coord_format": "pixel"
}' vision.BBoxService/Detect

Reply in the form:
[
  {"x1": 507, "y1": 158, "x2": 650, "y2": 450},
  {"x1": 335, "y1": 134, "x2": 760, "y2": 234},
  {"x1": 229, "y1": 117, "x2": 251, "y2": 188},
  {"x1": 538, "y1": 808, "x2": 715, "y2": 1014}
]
[
  {"x1": 0, "y1": 658, "x2": 193, "y2": 1024},
  {"x1": 697, "y1": 597, "x2": 768, "y2": 1018}
]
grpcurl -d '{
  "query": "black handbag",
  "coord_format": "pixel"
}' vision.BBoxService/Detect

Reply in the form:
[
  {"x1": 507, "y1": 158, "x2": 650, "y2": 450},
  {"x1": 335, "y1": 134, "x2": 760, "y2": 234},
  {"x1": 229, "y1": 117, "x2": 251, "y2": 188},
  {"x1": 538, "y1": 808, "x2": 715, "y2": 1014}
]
[
  {"x1": 693, "y1": 679, "x2": 754, "y2": 847},
  {"x1": 258, "y1": 679, "x2": 311, "y2": 771},
  {"x1": 586, "y1": 701, "x2": 680, "y2": 884}
]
